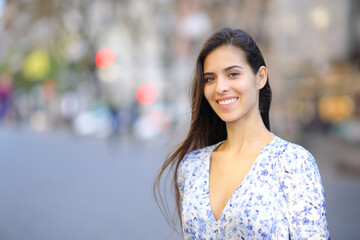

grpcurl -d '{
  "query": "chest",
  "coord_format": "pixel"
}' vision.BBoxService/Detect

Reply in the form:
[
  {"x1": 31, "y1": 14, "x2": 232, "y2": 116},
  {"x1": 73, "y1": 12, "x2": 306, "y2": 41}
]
[
  {"x1": 209, "y1": 151, "x2": 259, "y2": 220},
  {"x1": 181, "y1": 151, "x2": 284, "y2": 225}
]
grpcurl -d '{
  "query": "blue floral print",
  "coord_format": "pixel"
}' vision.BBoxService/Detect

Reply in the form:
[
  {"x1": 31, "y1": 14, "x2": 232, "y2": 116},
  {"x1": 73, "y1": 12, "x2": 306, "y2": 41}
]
[{"x1": 177, "y1": 134, "x2": 330, "y2": 239}]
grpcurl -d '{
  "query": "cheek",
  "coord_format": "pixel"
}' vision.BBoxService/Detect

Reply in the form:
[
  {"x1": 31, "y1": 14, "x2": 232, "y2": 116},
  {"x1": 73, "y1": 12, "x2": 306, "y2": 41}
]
[
  {"x1": 237, "y1": 78, "x2": 257, "y2": 94},
  {"x1": 203, "y1": 85, "x2": 212, "y2": 102}
]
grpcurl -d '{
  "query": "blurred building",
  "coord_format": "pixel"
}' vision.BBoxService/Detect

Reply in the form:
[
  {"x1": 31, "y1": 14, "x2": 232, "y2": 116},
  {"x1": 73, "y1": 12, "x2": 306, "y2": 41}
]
[{"x1": 0, "y1": 0, "x2": 359, "y2": 141}]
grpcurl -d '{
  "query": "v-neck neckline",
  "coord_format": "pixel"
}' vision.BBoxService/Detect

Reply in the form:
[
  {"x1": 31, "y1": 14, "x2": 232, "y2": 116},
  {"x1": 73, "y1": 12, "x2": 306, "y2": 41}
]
[{"x1": 205, "y1": 134, "x2": 277, "y2": 223}]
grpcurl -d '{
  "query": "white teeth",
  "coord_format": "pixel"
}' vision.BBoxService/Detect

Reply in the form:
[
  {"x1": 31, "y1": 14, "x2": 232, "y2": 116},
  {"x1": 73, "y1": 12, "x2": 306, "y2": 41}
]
[{"x1": 218, "y1": 98, "x2": 237, "y2": 105}]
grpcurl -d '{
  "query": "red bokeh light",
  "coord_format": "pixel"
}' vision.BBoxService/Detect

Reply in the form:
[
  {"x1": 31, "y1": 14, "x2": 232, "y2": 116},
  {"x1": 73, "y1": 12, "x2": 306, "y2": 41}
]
[
  {"x1": 95, "y1": 48, "x2": 115, "y2": 69},
  {"x1": 136, "y1": 83, "x2": 158, "y2": 105},
  {"x1": 41, "y1": 79, "x2": 57, "y2": 100}
]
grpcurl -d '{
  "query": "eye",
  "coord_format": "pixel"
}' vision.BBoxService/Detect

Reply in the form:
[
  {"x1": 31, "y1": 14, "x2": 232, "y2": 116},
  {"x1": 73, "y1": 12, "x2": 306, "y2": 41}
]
[
  {"x1": 205, "y1": 76, "x2": 215, "y2": 82},
  {"x1": 228, "y1": 72, "x2": 239, "y2": 78}
]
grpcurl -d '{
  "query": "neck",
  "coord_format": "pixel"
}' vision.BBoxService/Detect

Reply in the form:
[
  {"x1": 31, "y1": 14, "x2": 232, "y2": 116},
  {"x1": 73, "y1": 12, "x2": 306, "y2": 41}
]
[{"x1": 222, "y1": 110, "x2": 273, "y2": 153}]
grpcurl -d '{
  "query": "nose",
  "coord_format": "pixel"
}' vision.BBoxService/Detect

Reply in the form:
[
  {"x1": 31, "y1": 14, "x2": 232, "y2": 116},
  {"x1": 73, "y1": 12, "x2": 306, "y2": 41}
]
[{"x1": 216, "y1": 76, "x2": 230, "y2": 95}]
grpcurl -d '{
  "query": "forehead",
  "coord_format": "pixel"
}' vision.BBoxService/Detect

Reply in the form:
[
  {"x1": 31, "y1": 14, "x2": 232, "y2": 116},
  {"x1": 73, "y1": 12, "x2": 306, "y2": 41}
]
[{"x1": 203, "y1": 45, "x2": 247, "y2": 71}]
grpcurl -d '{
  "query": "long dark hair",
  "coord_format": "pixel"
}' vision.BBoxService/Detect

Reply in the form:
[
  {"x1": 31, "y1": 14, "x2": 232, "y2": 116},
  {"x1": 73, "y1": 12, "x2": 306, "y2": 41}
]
[{"x1": 153, "y1": 27, "x2": 272, "y2": 232}]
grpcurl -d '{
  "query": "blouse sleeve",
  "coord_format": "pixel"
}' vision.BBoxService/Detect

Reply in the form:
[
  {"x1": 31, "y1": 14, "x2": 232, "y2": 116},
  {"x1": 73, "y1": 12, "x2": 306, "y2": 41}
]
[
  {"x1": 177, "y1": 152, "x2": 191, "y2": 204},
  {"x1": 279, "y1": 144, "x2": 330, "y2": 240}
]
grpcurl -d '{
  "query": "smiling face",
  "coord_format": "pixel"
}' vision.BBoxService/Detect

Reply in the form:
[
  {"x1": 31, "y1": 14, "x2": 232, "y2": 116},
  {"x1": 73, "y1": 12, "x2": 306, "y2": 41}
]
[{"x1": 203, "y1": 45, "x2": 267, "y2": 124}]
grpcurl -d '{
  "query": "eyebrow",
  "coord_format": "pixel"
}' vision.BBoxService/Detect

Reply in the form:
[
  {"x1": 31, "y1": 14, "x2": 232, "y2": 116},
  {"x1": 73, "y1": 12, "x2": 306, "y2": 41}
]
[{"x1": 203, "y1": 65, "x2": 243, "y2": 76}]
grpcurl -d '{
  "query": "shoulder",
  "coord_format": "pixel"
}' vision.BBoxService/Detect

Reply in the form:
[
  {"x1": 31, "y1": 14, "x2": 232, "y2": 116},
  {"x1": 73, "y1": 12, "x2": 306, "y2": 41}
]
[
  {"x1": 177, "y1": 142, "x2": 221, "y2": 178},
  {"x1": 273, "y1": 135, "x2": 321, "y2": 181},
  {"x1": 177, "y1": 144, "x2": 215, "y2": 190},
  {"x1": 276, "y1": 136, "x2": 315, "y2": 161}
]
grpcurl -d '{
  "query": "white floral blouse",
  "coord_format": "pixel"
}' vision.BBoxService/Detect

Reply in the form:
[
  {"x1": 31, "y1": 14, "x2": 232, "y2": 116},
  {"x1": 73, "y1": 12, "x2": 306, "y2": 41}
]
[{"x1": 177, "y1": 134, "x2": 330, "y2": 239}]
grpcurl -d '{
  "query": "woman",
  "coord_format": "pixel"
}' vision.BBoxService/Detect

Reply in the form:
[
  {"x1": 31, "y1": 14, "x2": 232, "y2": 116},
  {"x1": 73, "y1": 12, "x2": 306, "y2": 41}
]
[{"x1": 154, "y1": 27, "x2": 330, "y2": 239}]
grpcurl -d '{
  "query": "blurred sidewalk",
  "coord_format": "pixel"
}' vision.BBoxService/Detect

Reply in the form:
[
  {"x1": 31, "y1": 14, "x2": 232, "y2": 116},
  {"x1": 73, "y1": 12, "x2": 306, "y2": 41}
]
[{"x1": 0, "y1": 126, "x2": 359, "y2": 240}]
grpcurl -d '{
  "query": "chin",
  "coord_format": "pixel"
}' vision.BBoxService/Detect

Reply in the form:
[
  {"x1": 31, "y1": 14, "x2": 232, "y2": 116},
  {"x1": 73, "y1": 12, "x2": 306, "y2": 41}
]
[{"x1": 217, "y1": 114, "x2": 242, "y2": 123}]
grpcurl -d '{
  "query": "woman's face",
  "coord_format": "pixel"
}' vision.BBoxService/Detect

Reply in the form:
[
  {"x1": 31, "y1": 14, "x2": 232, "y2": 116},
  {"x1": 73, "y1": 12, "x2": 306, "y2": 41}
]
[{"x1": 203, "y1": 45, "x2": 267, "y2": 124}]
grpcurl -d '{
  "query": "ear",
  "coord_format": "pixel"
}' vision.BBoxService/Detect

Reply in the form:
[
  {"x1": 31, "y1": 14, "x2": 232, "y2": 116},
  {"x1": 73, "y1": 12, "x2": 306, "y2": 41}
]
[{"x1": 256, "y1": 66, "x2": 268, "y2": 90}]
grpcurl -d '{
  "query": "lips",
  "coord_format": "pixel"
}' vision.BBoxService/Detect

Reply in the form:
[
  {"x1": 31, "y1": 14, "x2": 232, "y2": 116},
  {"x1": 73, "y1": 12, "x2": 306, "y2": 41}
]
[
  {"x1": 215, "y1": 97, "x2": 239, "y2": 110},
  {"x1": 216, "y1": 97, "x2": 238, "y2": 105}
]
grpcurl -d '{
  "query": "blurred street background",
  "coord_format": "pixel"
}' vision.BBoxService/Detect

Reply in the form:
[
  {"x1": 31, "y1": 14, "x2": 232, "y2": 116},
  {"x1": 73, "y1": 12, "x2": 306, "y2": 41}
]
[{"x1": 0, "y1": 0, "x2": 359, "y2": 239}]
